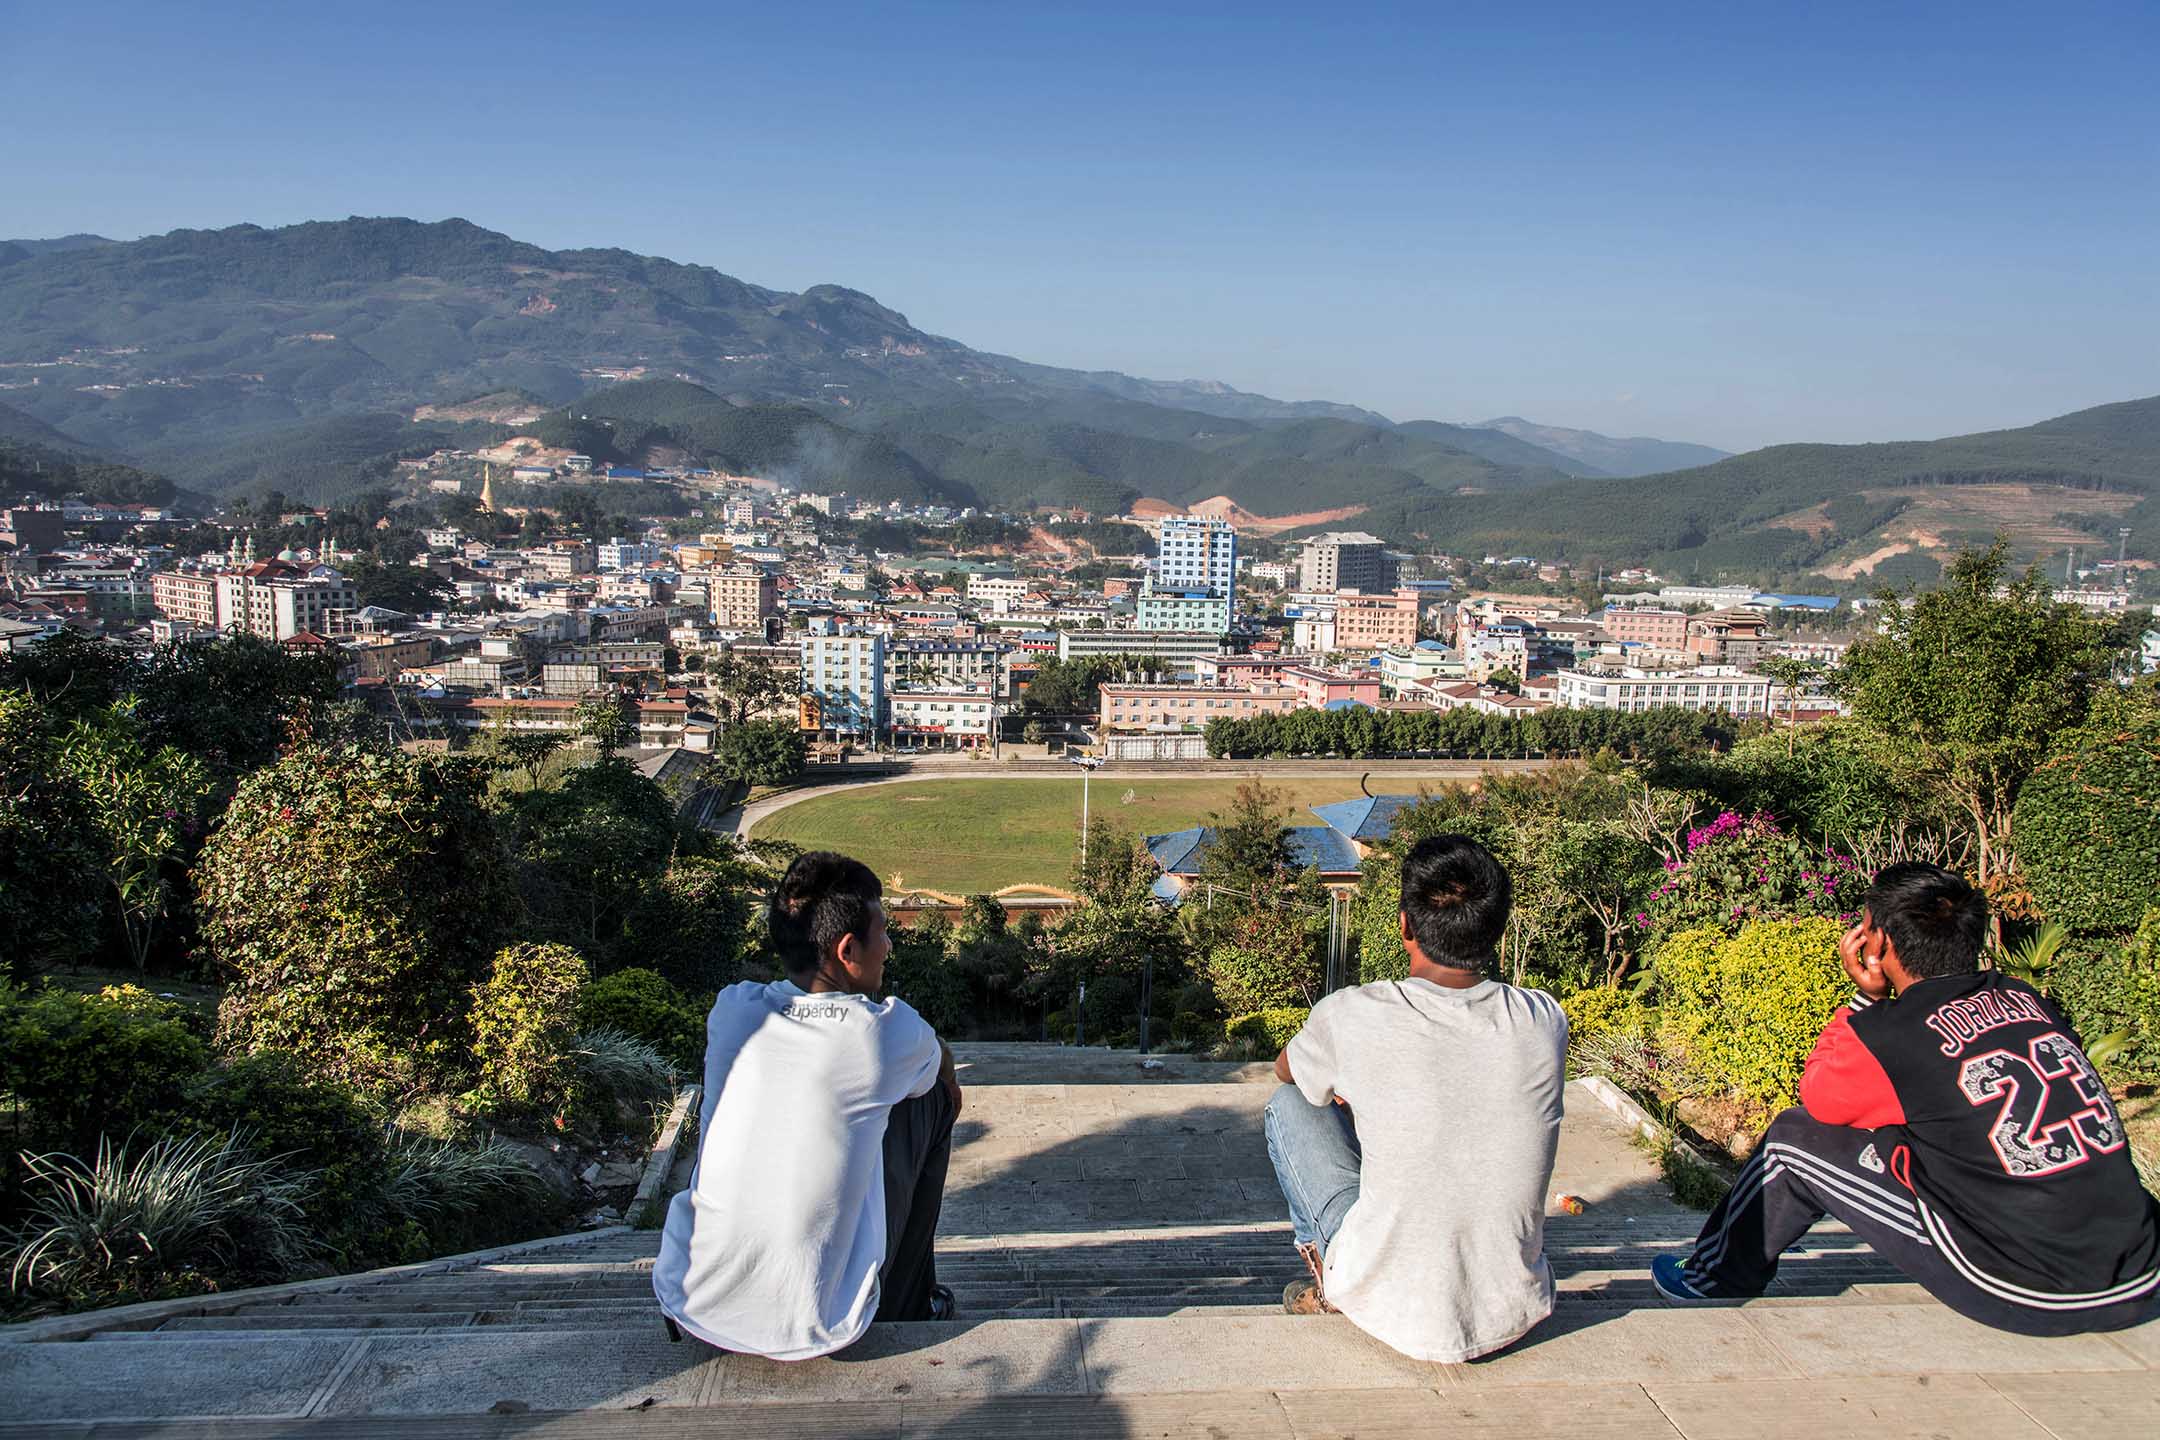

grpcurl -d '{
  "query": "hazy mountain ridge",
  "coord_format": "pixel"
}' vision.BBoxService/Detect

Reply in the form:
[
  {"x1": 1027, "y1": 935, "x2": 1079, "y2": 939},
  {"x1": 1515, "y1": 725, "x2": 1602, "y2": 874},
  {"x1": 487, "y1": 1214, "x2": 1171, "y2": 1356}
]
[
  {"x1": 1477, "y1": 417, "x2": 1728, "y2": 477},
  {"x1": 8, "y1": 214, "x2": 2133, "y2": 586},
  {"x1": 0, "y1": 217, "x2": 1612, "y2": 513}
]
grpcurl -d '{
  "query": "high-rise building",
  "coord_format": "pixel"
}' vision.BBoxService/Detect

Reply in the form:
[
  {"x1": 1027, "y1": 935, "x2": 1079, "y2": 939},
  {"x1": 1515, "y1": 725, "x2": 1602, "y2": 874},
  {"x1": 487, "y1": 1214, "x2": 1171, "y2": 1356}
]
[
  {"x1": 800, "y1": 632, "x2": 886, "y2": 737},
  {"x1": 1298, "y1": 532, "x2": 1393, "y2": 593},
  {"x1": 1139, "y1": 516, "x2": 1235, "y2": 634},
  {"x1": 1154, "y1": 516, "x2": 1237, "y2": 594},
  {"x1": 708, "y1": 564, "x2": 777, "y2": 631}
]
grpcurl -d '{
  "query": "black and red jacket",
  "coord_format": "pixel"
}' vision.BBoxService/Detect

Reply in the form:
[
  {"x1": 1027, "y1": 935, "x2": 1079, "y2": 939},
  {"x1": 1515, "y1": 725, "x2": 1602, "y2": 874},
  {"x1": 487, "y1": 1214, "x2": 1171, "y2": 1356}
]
[{"x1": 1800, "y1": 970, "x2": 2160, "y2": 1308}]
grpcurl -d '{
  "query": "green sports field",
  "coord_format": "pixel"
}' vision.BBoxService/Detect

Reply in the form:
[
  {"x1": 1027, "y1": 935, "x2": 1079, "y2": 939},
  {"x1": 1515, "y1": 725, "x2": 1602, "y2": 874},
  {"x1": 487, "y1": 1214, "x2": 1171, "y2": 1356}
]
[{"x1": 749, "y1": 776, "x2": 1379, "y2": 896}]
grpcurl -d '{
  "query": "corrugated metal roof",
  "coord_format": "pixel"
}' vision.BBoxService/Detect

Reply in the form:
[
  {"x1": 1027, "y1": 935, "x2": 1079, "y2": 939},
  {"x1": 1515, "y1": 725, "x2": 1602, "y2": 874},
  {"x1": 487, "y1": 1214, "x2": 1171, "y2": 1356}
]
[
  {"x1": 1144, "y1": 824, "x2": 1362, "y2": 878},
  {"x1": 1308, "y1": 794, "x2": 1420, "y2": 844}
]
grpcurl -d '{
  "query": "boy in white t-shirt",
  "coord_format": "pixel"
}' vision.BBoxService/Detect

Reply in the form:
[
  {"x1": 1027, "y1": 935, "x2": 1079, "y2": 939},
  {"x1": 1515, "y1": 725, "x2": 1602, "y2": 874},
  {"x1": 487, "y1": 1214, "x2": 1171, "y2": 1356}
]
[
  {"x1": 652, "y1": 851, "x2": 963, "y2": 1360},
  {"x1": 1268, "y1": 834, "x2": 1569, "y2": 1363}
]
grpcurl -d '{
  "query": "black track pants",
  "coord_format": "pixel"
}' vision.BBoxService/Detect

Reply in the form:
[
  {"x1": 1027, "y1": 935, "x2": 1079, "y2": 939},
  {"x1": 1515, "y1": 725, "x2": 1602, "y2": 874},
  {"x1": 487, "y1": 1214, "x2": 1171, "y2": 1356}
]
[
  {"x1": 1683, "y1": 1107, "x2": 2154, "y2": 1337},
  {"x1": 874, "y1": 1081, "x2": 956, "y2": 1322}
]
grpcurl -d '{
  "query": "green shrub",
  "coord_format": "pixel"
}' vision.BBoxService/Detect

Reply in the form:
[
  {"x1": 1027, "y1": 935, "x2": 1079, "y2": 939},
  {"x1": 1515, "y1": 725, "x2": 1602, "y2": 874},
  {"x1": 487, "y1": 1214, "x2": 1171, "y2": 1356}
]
[
  {"x1": 579, "y1": 969, "x2": 705, "y2": 1072},
  {"x1": 1170, "y1": 1010, "x2": 1218, "y2": 1049},
  {"x1": 882, "y1": 918, "x2": 972, "y2": 1035},
  {"x1": 470, "y1": 942, "x2": 589, "y2": 1115},
  {"x1": 1203, "y1": 905, "x2": 1323, "y2": 1016},
  {"x1": 2050, "y1": 909, "x2": 2160, "y2": 1083},
  {"x1": 1226, "y1": 1007, "x2": 1310, "y2": 1052},
  {"x1": 383, "y1": 1134, "x2": 563, "y2": 1258},
  {"x1": 182, "y1": 1053, "x2": 390, "y2": 1259},
  {"x1": 618, "y1": 856, "x2": 757, "y2": 992},
  {"x1": 567, "y1": 1029, "x2": 676, "y2": 1137},
  {"x1": 1645, "y1": 926, "x2": 1728, "y2": 1014},
  {"x1": 1081, "y1": 974, "x2": 1140, "y2": 1041},
  {"x1": 199, "y1": 743, "x2": 522, "y2": 1098},
  {"x1": 1560, "y1": 985, "x2": 1649, "y2": 1055},
  {"x1": 1654, "y1": 918, "x2": 1847, "y2": 1114},
  {"x1": 2014, "y1": 718, "x2": 2160, "y2": 935},
  {"x1": 0, "y1": 985, "x2": 211, "y2": 1158}
]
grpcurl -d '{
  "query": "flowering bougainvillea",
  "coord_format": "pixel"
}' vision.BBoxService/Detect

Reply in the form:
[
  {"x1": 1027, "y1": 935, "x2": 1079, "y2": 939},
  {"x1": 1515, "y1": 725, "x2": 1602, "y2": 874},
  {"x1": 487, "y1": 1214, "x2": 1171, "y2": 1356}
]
[{"x1": 1642, "y1": 811, "x2": 1865, "y2": 940}]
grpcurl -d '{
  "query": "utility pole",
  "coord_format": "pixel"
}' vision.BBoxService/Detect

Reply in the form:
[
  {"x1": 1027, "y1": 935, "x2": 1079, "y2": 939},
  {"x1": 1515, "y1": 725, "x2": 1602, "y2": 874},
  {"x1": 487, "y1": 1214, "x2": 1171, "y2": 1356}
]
[
  {"x1": 1068, "y1": 754, "x2": 1103, "y2": 871},
  {"x1": 2120, "y1": 527, "x2": 2134, "y2": 583}
]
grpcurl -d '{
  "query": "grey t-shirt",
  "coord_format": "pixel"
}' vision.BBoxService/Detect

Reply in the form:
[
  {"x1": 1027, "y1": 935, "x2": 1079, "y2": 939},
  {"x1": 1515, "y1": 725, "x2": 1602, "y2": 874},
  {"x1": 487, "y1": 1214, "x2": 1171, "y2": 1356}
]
[{"x1": 1286, "y1": 976, "x2": 1568, "y2": 1362}]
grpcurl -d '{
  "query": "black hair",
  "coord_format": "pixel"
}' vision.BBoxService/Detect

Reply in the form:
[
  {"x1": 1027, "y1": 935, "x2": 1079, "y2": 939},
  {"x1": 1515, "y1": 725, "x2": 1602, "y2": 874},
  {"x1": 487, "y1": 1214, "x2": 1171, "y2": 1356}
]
[
  {"x1": 769, "y1": 851, "x2": 883, "y2": 975},
  {"x1": 1865, "y1": 862, "x2": 1987, "y2": 980},
  {"x1": 1399, "y1": 834, "x2": 1511, "y2": 969}
]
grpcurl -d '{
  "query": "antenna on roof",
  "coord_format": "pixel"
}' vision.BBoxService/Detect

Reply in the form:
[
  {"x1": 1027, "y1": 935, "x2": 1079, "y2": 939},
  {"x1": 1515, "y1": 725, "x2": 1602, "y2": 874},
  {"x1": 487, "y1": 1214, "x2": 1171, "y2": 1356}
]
[{"x1": 1360, "y1": 771, "x2": 1373, "y2": 799}]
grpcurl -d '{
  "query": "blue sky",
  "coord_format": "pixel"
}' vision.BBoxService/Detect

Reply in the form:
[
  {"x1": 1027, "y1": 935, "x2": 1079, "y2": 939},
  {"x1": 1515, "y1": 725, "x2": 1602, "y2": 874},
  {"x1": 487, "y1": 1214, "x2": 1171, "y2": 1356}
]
[{"x1": 6, "y1": 1, "x2": 2156, "y2": 452}]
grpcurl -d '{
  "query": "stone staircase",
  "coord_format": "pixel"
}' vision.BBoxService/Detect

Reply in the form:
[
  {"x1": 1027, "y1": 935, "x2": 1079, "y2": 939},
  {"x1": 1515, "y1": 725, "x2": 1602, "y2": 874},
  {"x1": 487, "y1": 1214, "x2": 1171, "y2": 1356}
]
[
  {"x1": 5, "y1": 1046, "x2": 2155, "y2": 1434},
  {"x1": 75, "y1": 1217, "x2": 1914, "y2": 1344}
]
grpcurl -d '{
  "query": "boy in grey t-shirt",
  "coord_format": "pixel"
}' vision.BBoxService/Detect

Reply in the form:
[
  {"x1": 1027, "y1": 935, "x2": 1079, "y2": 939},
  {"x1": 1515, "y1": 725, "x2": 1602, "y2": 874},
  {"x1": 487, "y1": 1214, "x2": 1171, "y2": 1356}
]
[{"x1": 1267, "y1": 834, "x2": 1568, "y2": 1362}]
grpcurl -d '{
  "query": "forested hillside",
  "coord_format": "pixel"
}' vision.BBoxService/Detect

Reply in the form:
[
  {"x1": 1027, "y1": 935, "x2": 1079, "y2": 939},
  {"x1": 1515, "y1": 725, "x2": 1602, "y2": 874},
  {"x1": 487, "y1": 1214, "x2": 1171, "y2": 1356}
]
[
  {"x1": 1340, "y1": 394, "x2": 2160, "y2": 581},
  {"x1": 0, "y1": 218, "x2": 1602, "y2": 513}
]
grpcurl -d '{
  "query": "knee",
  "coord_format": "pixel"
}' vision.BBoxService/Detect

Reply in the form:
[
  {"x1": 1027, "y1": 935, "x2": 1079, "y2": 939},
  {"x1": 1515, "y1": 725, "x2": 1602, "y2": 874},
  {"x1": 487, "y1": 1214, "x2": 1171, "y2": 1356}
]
[{"x1": 1265, "y1": 1082, "x2": 1315, "y2": 1133}]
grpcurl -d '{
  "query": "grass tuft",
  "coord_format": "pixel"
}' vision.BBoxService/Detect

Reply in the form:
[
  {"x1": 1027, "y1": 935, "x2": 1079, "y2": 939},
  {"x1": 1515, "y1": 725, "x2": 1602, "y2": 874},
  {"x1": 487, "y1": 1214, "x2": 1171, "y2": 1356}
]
[{"x1": 6, "y1": 1130, "x2": 320, "y2": 1296}]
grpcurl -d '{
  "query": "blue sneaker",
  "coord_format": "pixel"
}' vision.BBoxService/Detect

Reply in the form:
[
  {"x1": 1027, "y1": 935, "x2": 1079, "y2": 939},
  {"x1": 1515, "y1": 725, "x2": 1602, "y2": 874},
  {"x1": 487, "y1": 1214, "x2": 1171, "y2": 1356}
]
[{"x1": 1651, "y1": 1254, "x2": 1713, "y2": 1303}]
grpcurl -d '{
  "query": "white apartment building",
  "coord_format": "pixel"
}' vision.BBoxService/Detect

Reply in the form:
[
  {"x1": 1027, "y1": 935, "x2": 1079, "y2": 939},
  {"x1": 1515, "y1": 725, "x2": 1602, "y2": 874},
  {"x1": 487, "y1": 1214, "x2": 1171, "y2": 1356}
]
[
  {"x1": 215, "y1": 568, "x2": 358, "y2": 640},
  {"x1": 1377, "y1": 644, "x2": 1467, "y2": 694},
  {"x1": 1554, "y1": 665, "x2": 1773, "y2": 716},
  {"x1": 888, "y1": 691, "x2": 999, "y2": 748},
  {"x1": 1656, "y1": 584, "x2": 1761, "y2": 609},
  {"x1": 597, "y1": 540, "x2": 662, "y2": 571},
  {"x1": 889, "y1": 639, "x2": 1002, "y2": 695},
  {"x1": 1133, "y1": 590, "x2": 1232, "y2": 634},
  {"x1": 1054, "y1": 628, "x2": 1227, "y2": 667},
  {"x1": 1154, "y1": 517, "x2": 1237, "y2": 595},
  {"x1": 722, "y1": 497, "x2": 756, "y2": 528},
  {"x1": 800, "y1": 632, "x2": 886, "y2": 737},
  {"x1": 967, "y1": 574, "x2": 1030, "y2": 611}
]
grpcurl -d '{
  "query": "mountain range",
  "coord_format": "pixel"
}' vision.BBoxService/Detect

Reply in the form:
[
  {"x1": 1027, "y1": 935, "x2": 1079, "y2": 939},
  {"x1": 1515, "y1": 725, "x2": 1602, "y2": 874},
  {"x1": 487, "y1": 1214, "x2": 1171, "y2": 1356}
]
[{"x1": 0, "y1": 216, "x2": 2154, "y2": 586}]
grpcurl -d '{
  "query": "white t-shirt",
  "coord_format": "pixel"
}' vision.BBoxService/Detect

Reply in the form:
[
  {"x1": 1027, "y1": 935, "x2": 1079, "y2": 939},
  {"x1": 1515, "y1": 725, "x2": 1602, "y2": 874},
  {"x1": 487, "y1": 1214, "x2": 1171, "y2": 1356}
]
[
  {"x1": 651, "y1": 977, "x2": 942, "y2": 1359},
  {"x1": 1286, "y1": 976, "x2": 1568, "y2": 1362}
]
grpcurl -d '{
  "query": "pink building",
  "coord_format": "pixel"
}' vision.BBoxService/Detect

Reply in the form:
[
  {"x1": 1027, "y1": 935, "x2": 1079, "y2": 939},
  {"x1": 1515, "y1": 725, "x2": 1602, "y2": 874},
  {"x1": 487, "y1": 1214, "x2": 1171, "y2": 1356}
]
[
  {"x1": 1280, "y1": 666, "x2": 1384, "y2": 710},
  {"x1": 1097, "y1": 682, "x2": 1299, "y2": 732},
  {"x1": 1602, "y1": 606, "x2": 1689, "y2": 648}
]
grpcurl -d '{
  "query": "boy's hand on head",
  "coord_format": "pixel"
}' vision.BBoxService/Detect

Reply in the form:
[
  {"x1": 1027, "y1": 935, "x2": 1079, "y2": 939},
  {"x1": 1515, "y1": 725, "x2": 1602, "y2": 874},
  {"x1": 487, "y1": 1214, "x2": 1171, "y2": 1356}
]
[{"x1": 1839, "y1": 922, "x2": 1892, "y2": 1002}]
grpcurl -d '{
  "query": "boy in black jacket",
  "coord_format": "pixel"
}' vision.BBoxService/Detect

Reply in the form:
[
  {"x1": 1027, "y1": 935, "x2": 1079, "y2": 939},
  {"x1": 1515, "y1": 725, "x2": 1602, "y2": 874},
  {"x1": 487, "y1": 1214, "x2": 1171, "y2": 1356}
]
[{"x1": 1654, "y1": 863, "x2": 2158, "y2": 1334}]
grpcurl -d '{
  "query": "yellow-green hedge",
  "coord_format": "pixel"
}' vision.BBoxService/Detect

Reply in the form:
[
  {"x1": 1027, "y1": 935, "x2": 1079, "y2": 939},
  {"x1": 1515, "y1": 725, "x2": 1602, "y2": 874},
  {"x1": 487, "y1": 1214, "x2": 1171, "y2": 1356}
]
[
  {"x1": 1654, "y1": 917, "x2": 1846, "y2": 1113},
  {"x1": 1226, "y1": 1007, "x2": 1310, "y2": 1052},
  {"x1": 1560, "y1": 985, "x2": 1649, "y2": 1051}
]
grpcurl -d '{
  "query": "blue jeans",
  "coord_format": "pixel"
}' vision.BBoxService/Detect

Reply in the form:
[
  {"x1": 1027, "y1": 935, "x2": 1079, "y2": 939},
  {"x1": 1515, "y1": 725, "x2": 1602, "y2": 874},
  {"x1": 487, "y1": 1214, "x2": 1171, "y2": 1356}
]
[{"x1": 1263, "y1": 1084, "x2": 1362, "y2": 1251}]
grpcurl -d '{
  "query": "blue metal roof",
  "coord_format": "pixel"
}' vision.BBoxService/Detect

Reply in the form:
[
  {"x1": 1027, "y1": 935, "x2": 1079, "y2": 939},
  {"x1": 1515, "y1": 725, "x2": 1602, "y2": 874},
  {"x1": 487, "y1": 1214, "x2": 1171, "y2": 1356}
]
[
  {"x1": 1308, "y1": 794, "x2": 1421, "y2": 844},
  {"x1": 1757, "y1": 593, "x2": 1840, "y2": 609},
  {"x1": 1145, "y1": 825, "x2": 1363, "y2": 878}
]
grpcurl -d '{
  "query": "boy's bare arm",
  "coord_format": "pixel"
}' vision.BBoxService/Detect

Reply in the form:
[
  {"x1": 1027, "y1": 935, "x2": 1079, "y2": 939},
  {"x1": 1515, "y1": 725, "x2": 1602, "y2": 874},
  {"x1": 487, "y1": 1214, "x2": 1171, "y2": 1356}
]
[{"x1": 939, "y1": 1039, "x2": 963, "y2": 1117}]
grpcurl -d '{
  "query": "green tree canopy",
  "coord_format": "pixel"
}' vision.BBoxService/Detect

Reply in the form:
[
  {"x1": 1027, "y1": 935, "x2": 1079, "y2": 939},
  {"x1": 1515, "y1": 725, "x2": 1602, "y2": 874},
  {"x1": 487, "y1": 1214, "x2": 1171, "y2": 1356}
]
[
  {"x1": 714, "y1": 717, "x2": 807, "y2": 787},
  {"x1": 199, "y1": 743, "x2": 522, "y2": 1098},
  {"x1": 1837, "y1": 541, "x2": 2124, "y2": 880}
]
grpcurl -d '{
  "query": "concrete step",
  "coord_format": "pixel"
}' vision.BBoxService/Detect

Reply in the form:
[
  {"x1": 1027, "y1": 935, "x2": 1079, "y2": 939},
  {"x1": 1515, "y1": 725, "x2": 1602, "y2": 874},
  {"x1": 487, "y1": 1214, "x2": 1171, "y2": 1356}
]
[
  {"x1": 154, "y1": 1313, "x2": 478, "y2": 1333},
  {"x1": 15, "y1": 1307, "x2": 2154, "y2": 1422}
]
